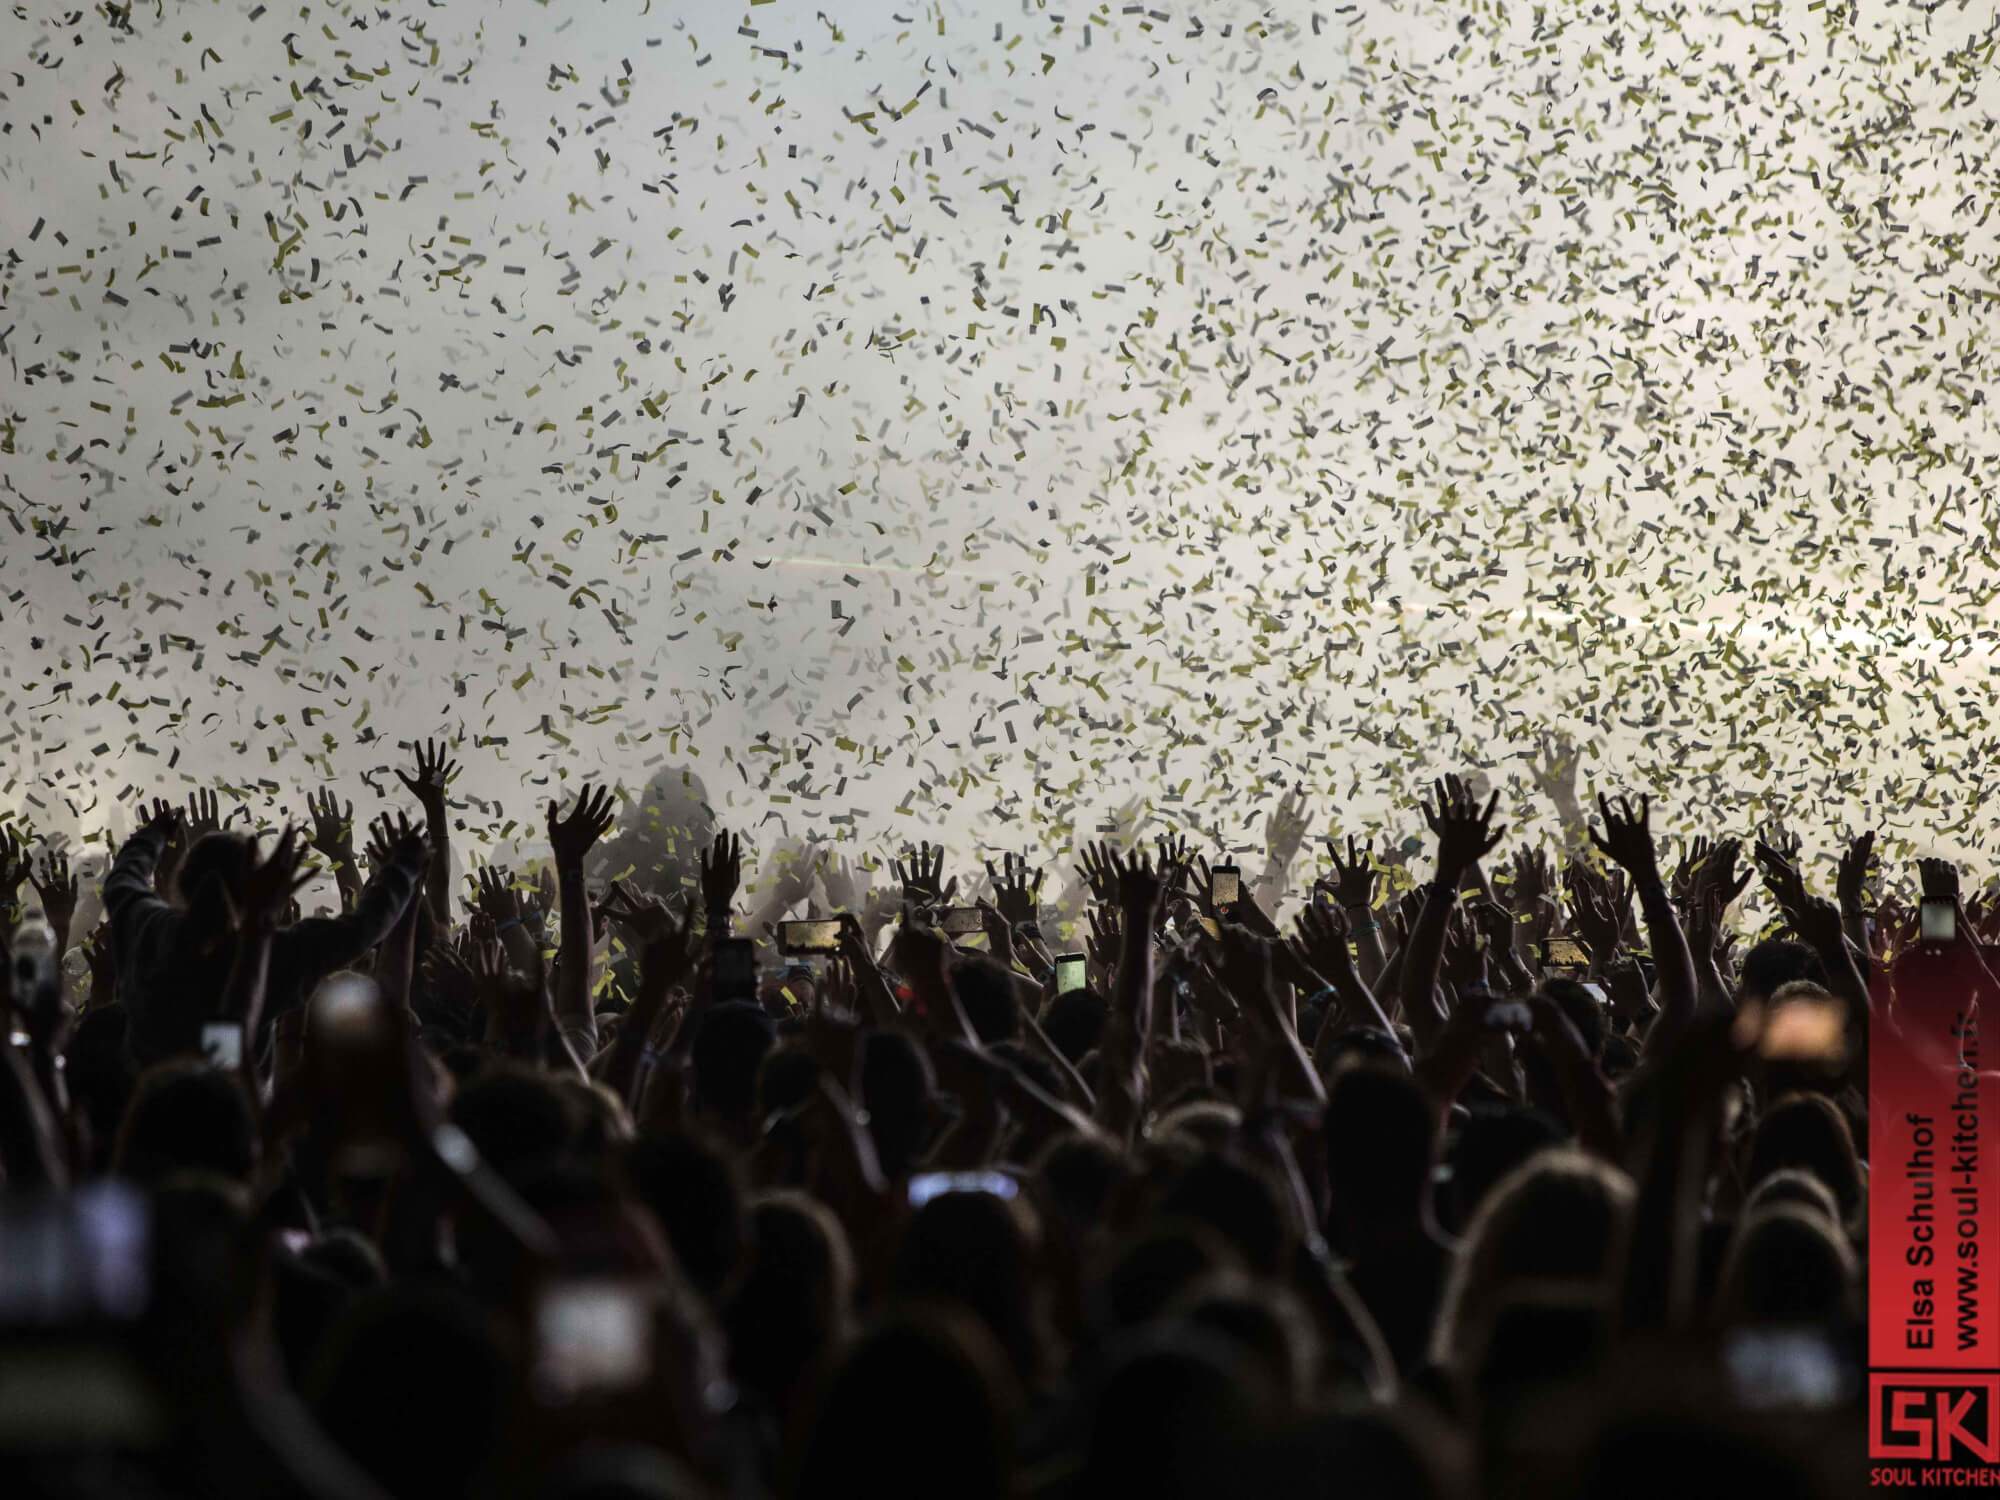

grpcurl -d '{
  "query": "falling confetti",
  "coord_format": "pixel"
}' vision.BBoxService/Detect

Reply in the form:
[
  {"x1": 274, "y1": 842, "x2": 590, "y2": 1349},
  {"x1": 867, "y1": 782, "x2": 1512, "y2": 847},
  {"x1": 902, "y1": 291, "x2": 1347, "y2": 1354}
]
[{"x1": 3, "y1": 0, "x2": 2000, "y2": 881}]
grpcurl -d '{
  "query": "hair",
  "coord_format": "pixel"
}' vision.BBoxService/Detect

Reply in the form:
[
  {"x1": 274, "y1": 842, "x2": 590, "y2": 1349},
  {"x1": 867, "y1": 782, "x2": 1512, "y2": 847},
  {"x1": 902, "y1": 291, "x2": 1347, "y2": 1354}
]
[
  {"x1": 859, "y1": 1028, "x2": 935, "y2": 1179},
  {"x1": 1169, "y1": 1270, "x2": 1321, "y2": 1409},
  {"x1": 1157, "y1": 1152, "x2": 1293, "y2": 1279},
  {"x1": 687, "y1": 1000, "x2": 776, "y2": 1129},
  {"x1": 949, "y1": 956, "x2": 1022, "y2": 1044},
  {"x1": 1542, "y1": 977, "x2": 1607, "y2": 1059},
  {"x1": 1736, "y1": 938, "x2": 1826, "y2": 1003},
  {"x1": 1325, "y1": 1062, "x2": 1436, "y2": 1228},
  {"x1": 171, "y1": 830, "x2": 249, "y2": 908},
  {"x1": 1034, "y1": 1131, "x2": 1131, "y2": 1241},
  {"x1": 1040, "y1": 986, "x2": 1108, "y2": 1064},
  {"x1": 308, "y1": 1286, "x2": 517, "y2": 1500},
  {"x1": 448, "y1": 1061, "x2": 583, "y2": 1184},
  {"x1": 1740, "y1": 1167, "x2": 1843, "y2": 1227},
  {"x1": 725, "y1": 1190, "x2": 854, "y2": 1416},
  {"x1": 1072, "y1": 1326, "x2": 1270, "y2": 1500},
  {"x1": 1744, "y1": 1092, "x2": 1862, "y2": 1222},
  {"x1": 621, "y1": 1130, "x2": 748, "y2": 1305},
  {"x1": 1149, "y1": 1098, "x2": 1241, "y2": 1150},
  {"x1": 753, "y1": 1042, "x2": 821, "y2": 1122},
  {"x1": 791, "y1": 1307, "x2": 1019, "y2": 1500},
  {"x1": 112, "y1": 1060, "x2": 256, "y2": 1185},
  {"x1": 1438, "y1": 1103, "x2": 1565, "y2": 1236},
  {"x1": 1090, "y1": 1221, "x2": 1241, "y2": 1338},
  {"x1": 1433, "y1": 1148, "x2": 1637, "y2": 1365},
  {"x1": 892, "y1": 1189, "x2": 1047, "y2": 1385},
  {"x1": 1715, "y1": 1203, "x2": 1859, "y2": 1328}
]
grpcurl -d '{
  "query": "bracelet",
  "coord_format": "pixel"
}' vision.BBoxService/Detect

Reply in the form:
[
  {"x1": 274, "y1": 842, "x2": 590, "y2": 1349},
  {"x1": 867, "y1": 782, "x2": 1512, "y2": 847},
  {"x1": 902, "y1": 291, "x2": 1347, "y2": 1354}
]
[
  {"x1": 1350, "y1": 918, "x2": 1380, "y2": 936},
  {"x1": 495, "y1": 917, "x2": 524, "y2": 933}
]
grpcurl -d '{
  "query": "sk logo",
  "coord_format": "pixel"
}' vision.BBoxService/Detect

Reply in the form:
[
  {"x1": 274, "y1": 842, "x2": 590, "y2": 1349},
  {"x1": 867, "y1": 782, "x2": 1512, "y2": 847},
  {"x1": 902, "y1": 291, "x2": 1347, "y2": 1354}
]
[{"x1": 1871, "y1": 1374, "x2": 2000, "y2": 1463}]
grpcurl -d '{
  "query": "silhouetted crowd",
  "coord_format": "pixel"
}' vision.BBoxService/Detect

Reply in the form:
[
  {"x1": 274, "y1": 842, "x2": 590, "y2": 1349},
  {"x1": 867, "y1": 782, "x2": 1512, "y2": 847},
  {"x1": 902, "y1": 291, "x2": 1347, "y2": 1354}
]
[{"x1": 0, "y1": 753, "x2": 1898, "y2": 1498}]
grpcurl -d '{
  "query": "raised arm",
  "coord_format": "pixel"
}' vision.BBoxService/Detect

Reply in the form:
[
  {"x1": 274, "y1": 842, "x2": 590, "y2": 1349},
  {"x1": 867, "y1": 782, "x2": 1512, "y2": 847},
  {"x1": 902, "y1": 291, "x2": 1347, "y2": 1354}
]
[
  {"x1": 395, "y1": 738, "x2": 459, "y2": 926},
  {"x1": 305, "y1": 788, "x2": 363, "y2": 915},
  {"x1": 27, "y1": 847, "x2": 79, "y2": 963},
  {"x1": 1400, "y1": 778, "x2": 1504, "y2": 1054},
  {"x1": 1589, "y1": 793, "x2": 1698, "y2": 1053},
  {"x1": 282, "y1": 814, "x2": 428, "y2": 985},
  {"x1": 546, "y1": 783, "x2": 620, "y2": 1058}
]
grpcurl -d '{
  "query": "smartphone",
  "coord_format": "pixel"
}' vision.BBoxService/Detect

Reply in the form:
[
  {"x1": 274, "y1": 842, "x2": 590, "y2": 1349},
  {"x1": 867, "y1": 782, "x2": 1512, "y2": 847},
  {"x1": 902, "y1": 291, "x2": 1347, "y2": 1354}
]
[
  {"x1": 908, "y1": 1170, "x2": 1019, "y2": 1208},
  {"x1": 1209, "y1": 864, "x2": 1241, "y2": 908},
  {"x1": 1576, "y1": 982, "x2": 1610, "y2": 1009},
  {"x1": 1054, "y1": 953, "x2": 1088, "y2": 995},
  {"x1": 1921, "y1": 898, "x2": 1956, "y2": 945},
  {"x1": 1537, "y1": 936, "x2": 1590, "y2": 971},
  {"x1": 533, "y1": 1280, "x2": 653, "y2": 1402},
  {"x1": 1484, "y1": 1000, "x2": 1534, "y2": 1033},
  {"x1": 0, "y1": 1183, "x2": 150, "y2": 1326},
  {"x1": 778, "y1": 918, "x2": 842, "y2": 957},
  {"x1": 0, "y1": 1183, "x2": 164, "y2": 1449},
  {"x1": 200, "y1": 1022, "x2": 244, "y2": 1071},
  {"x1": 1724, "y1": 1328, "x2": 1848, "y2": 1410},
  {"x1": 712, "y1": 937, "x2": 757, "y2": 1003},
  {"x1": 938, "y1": 906, "x2": 985, "y2": 936}
]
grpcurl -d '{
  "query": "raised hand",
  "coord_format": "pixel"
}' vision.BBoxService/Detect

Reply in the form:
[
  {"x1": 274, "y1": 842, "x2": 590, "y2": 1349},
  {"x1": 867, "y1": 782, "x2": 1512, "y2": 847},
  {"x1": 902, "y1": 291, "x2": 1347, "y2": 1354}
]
[
  {"x1": 700, "y1": 830, "x2": 745, "y2": 930},
  {"x1": 1466, "y1": 893, "x2": 1518, "y2": 956},
  {"x1": 1078, "y1": 841, "x2": 1119, "y2": 908},
  {"x1": 365, "y1": 810, "x2": 425, "y2": 872},
  {"x1": 28, "y1": 848, "x2": 79, "y2": 948},
  {"x1": 1290, "y1": 899, "x2": 1356, "y2": 979},
  {"x1": 1838, "y1": 830, "x2": 1878, "y2": 912},
  {"x1": 1086, "y1": 905, "x2": 1122, "y2": 977},
  {"x1": 1564, "y1": 862, "x2": 1629, "y2": 970},
  {"x1": 893, "y1": 841, "x2": 956, "y2": 911},
  {"x1": 472, "y1": 865, "x2": 525, "y2": 924},
  {"x1": 305, "y1": 788, "x2": 356, "y2": 862},
  {"x1": 0, "y1": 824, "x2": 33, "y2": 913},
  {"x1": 599, "y1": 880, "x2": 680, "y2": 946},
  {"x1": 1763, "y1": 820, "x2": 1804, "y2": 866},
  {"x1": 1264, "y1": 787, "x2": 1311, "y2": 865},
  {"x1": 819, "y1": 851, "x2": 866, "y2": 914},
  {"x1": 1588, "y1": 793, "x2": 1662, "y2": 886},
  {"x1": 985, "y1": 851, "x2": 1044, "y2": 927},
  {"x1": 1318, "y1": 833, "x2": 1380, "y2": 913},
  {"x1": 231, "y1": 828, "x2": 314, "y2": 933},
  {"x1": 186, "y1": 788, "x2": 224, "y2": 840},
  {"x1": 1506, "y1": 844, "x2": 1554, "y2": 911},
  {"x1": 1753, "y1": 837, "x2": 1811, "y2": 925},
  {"x1": 547, "y1": 783, "x2": 618, "y2": 867},
  {"x1": 1422, "y1": 776, "x2": 1504, "y2": 883},
  {"x1": 1528, "y1": 732, "x2": 1584, "y2": 809},
  {"x1": 396, "y1": 737, "x2": 459, "y2": 814},
  {"x1": 1690, "y1": 837, "x2": 1754, "y2": 910},
  {"x1": 1110, "y1": 845, "x2": 1170, "y2": 924},
  {"x1": 1670, "y1": 835, "x2": 1714, "y2": 905},
  {"x1": 1918, "y1": 856, "x2": 1960, "y2": 909}
]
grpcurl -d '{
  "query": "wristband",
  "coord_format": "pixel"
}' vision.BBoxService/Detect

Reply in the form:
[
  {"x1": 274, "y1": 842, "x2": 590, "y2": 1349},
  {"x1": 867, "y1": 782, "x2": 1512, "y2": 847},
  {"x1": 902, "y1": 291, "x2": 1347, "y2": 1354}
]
[
  {"x1": 495, "y1": 917, "x2": 524, "y2": 933},
  {"x1": 1350, "y1": 917, "x2": 1380, "y2": 936}
]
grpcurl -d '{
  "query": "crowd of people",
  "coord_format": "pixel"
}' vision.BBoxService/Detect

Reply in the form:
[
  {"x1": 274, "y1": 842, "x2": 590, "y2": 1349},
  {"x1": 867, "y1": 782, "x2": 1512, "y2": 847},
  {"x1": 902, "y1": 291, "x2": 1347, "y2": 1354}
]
[{"x1": 0, "y1": 746, "x2": 1902, "y2": 1498}]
